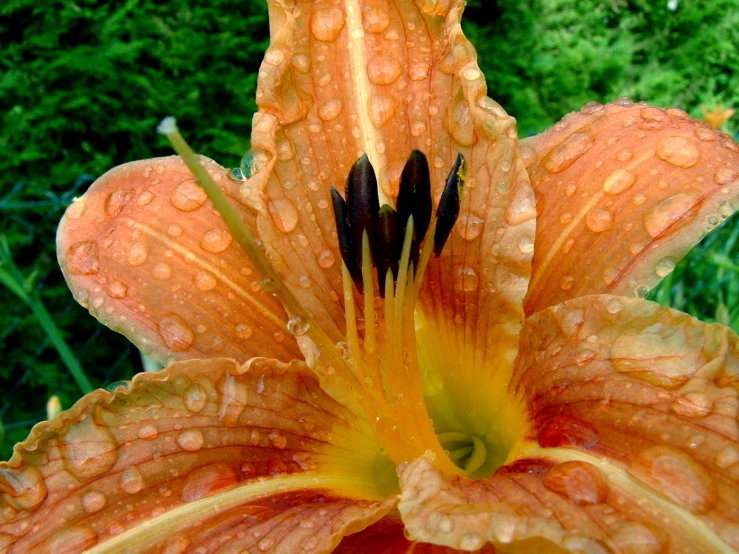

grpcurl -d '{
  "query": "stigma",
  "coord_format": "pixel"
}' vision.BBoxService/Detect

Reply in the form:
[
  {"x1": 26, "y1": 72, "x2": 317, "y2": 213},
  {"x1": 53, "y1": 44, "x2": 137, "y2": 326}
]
[{"x1": 327, "y1": 152, "x2": 473, "y2": 476}]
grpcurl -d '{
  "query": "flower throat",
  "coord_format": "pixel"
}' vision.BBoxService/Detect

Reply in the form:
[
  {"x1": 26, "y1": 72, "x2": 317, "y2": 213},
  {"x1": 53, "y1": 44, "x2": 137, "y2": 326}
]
[{"x1": 158, "y1": 117, "x2": 483, "y2": 477}]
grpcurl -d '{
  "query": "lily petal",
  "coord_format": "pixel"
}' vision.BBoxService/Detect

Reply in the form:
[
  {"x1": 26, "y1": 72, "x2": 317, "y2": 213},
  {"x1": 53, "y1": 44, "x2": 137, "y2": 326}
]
[
  {"x1": 0, "y1": 357, "x2": 394, "y2": 553},
  {"x1": 521, "y1": 101, "x2": 739, "y2": 315},
  {"x1": 399, "y1": 295, "x2": 739, "y2": 552},
  {"x1": 57, "y1": 156, "x2": 301, "y2": 365},
  {"x1": 246, "y1": 0, "x2": 535, "y2": 352}
]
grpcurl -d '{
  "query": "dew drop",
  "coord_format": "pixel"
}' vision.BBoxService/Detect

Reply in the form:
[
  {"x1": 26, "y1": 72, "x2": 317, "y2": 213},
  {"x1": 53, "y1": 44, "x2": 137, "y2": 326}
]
[
  {"x1": 310, "y1": 8, "x2": 345, "y2": 42},
  {"x1": 200, "y1": 228, "x2": 232, "y2": 253},
  {"x1": 656, "y1": 136, "x2": 699, "y2": 168},
  {"x1": 107, "y1": 280, "x2": 127, "y2": 299},
  {"x1": 611, "y1": 523, "x2": 665, "y2": 554},
  {"x1": 642, "y1": 191, "x2": 701, "y2": 238},
  {"x1": 456, "y1": 213, "x2": 484, "y2": 241},
  {"x1": 65, "y1": 199, "x2": 87, "y2": 220},
  {"x1": 268, "y1": 199, "x2": 299, "y2": 233},
  {"x1": 654, "y1": 257, "x2": 676, "y2": 278},
  {"x1": 518, "y1": 236, "x2": 534, "y2": 254},
  {"x1": 158, "y1": 314, "x2": 194, "y2": 352},
  {"x1": 538, "y1": 415, "x2": 599, "y2": 449},
  {"x1": 717, "y1": 446, "x2": 739, "y2": 469},
  {"x1": 171, "y1": 180, "x2": 207, "y2": 212},
  {"x1": 162, "y1": 534, "x2": 191, "y2": 554},
  {"x1": 367, "y1": 55, "x2": 402, "y2": 85},
  {"x1": 67, "y1": 241, "x2": 100, "y2": 275},
  {"x1": 137, "y1": 423, "x2": 158, "y2": 440},
  {"x1": 167, "y1": 223, "x2": 183, "y2": 237},
  {"x1": 605, "y1": 297, "x2": 624, "y2": 313},
  {"x1": 104, "y1": 189, "x2": 133, "y2": 217},
  {"x1": 459, "y1": 534, "x2": 483, "y2": 551},
  {"x1": 318, "y1": 98, "x2": 342, "y2": 121},
  {"x1": 81, "y1": 490, "x2": 106, "y2": 513},
  {"x1": 151, "y1": 261, "x2": 172, "y2": 280},
  {"x1": 181, "y1": 463, "x2": 238, "y2": 502},
  {"x1": 127, "y1": 241, "x2": 149, "y2": 266},
  {"x1": 184, "y1": 384, "x2": 207, "y2": 413},
  {"x1": 236, "y1": 323, "x2": 253, "y2": 339},
  {"x1": 453, "y1": 266, "x2": 479, "y2": 292},
  {"x1": 542, "y1": 132, "x2": 594, "y2": 173},
  {"x1": 317, "y1": 249, "x2": 335, "y2": 268},
  {"x1": 61, "y1": 412, "x2": 119, "y2": 481},
  {"x1": 560, "y1": 275, "x2": 574, "y2": 290},
  {"x1": 585, "y1": 208, "x2": 614, "y2": 232},
  {"x1": 194, "y1": 271, "x2": 217, "y2": 291},
  {"x1": 715, "y1": 167, "x2": 739, "y2": 187},
  {"x1": 268, "y1": 431, "x2": 288, "y2": 450},
  {"x1": 602, "y1": 169, "x2": 636, "y2": 195},
  {"x1": 670, "y1": 391, "x2": 713, "y2": 419},
  {"x1": 287, "y1": 316, "x2": 310, "y2": 336},
  {"x1": 628, "y1": 446, "x2": 716, "y2": 513},
  {"x1": 363, "y1": 6, "x2": 389, "y2": 33},
  {"x1": 0, "y1": 465, "x2": 47, "y2": 510},
  {"x1": 544, "y1": 461, "x2": 608, "y2": 505},
  {"x1": 47, "y1": 527, "x2": 97, "y2": 554},
  {"x1": 176, "y1": 429, "x2": 204, "y2": 452},
  {"x1": 369, "y1": 95, "x2": 396, "y2": 128},
  {"x1": 120, "y1": 466, "x2": 144, "y2": 494},
  {"x1": 439, "y1": 516, "x2": 454, "y2": 533}
]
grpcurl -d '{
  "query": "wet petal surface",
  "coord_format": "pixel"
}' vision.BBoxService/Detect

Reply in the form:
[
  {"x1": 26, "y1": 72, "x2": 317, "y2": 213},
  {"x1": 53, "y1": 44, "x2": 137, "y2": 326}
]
[
  {"x1": 0, "y1": 358, "x2": 391, "y2": 553},
  {"x1": 521, "y1": 101, "x2": 739, "y2": 315},
  {"x1": 57, "y1": 156, "x2": 301, "y2": 365}
]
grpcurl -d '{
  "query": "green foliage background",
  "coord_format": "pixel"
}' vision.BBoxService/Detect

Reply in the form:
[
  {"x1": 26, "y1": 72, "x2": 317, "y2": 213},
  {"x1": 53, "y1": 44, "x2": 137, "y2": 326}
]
[{"x1": 1, "y1": 0, "x2": 738, "y2": 459}]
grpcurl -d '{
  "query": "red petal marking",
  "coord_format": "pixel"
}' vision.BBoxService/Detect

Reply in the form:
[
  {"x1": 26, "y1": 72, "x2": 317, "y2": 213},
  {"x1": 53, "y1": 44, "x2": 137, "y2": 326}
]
[
  {"x1": 57, "y1": 156, "x2": 301, "y2": 365},
  {"x1": 248, "y1": 1, "x2": 535, "y2": 360},
  {"x1": 0, "y1": 358, "x2": 386, "y2": 552},
  {"x1": 521, "y1": 101, "x2": 739, "y2": 315}
]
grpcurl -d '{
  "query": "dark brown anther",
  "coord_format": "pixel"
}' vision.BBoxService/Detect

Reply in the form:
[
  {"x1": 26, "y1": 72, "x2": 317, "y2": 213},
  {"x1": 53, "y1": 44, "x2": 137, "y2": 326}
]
[
  {"x1": 331, "y1": 187, "x2": 362, "y2": 288},
  {"x1": 396, "y1": 150, "x2": 432, "y2": 243},
  {"x1": 434, "y1": 153, "x2": 466, "y2": 258},
  {"x1": 346, "y1": 154, "x2": 380, "y2": 270},
  {"x1": 375, "y1": 205, "x2": 401, "y2": 297}
]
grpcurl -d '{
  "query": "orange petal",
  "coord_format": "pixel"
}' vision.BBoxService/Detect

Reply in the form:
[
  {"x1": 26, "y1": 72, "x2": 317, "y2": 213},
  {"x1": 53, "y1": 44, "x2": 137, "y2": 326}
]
[
  {"x1": 246, "y1": 1, "x2": 534, "y2": 349},
  {"x1": 0, "y1": 358, "x2": 393, "y2": 552},
  {"x1": 521, "y1": 101, "x2": 739, "y2": 315},
  {"x1": 57, "y1": 156, "x2": 301, "y2": 365}
]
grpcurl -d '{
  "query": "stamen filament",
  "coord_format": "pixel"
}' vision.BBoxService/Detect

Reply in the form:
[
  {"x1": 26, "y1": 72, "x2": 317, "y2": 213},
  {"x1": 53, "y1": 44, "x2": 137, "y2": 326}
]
[
  {"x1": 414, "y1": 218, "x2": 438, "y2": 294},
  {"x1": 361, "y1": 231, "x2": 380, "y2": 389},
  {"x1": 341, "y1": 263, "x2": 362, "y2": 370}
]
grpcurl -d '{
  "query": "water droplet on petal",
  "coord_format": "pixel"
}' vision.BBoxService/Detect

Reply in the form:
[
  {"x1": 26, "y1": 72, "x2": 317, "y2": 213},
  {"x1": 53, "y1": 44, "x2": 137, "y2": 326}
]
[
  {"x1": 137, "y1": 423, "x2": 158, "y2": 440},
  {"x1": 643, "y1": 191, "x2": 701, "y2": 238},
  {"x1": 162, "y1": 534, "x2": 191, "y2": 554},
  {"x1": 602, "y1": 169, "x2": 635, "y2": 195},
  {"x1": 67, "y1": 241, "x2": 100, "y2": 275},
  {"x1": 184, "y1": 384, "x2": 207, "y2": 413},
  {"x1": 670, "y1": 391, "x2": 713, "y2": 419},
  {"x1": 369, "y1": 95, "x2": 396, "y2": 128},
  {"x1": 318, "y1": 98, "x2": 342, "y2": 121},
  {"x1": 171, "y1": 180, "x2": 207, "y2": 212},
  {"x1": 656, "y1": 136, "x2": 699, "y2": 168},
  {"x1": 236, "y1": 323, "x2": 253, "y2": 339},
  {"x1": 65, "y1": 199, "x2": 87, "y2": 219},
  {"x1": 48, "y1": 526, "x2": 97, "y2": 554},
  {"x1": 151, "y1": 261, "x2": 172, "y2": 280},
  {"x1": 363, "y1": 7, "x2": 389, "y2": 32},
  {"x1": 61, "y1": 412, "x2": 119, "y2": 481},
  {"x1": 605, "y1": 297, "x2": 624, "y2": 314},
  {"x1": 585, "y1": 208, "x2": 614, "y2": 232},
  {"x1": 543, "y1": 132, "x2": 594, "y2": 173},
  {"x1": 317, "y1": 249, "x2": 335, "y2": 268},
  {"x1": 717, "y1": 446, "x2": 739, "y2": 469},
  {"x1": 120, "y1": 466, "x2": 144, "y2": 494},
  {"x1": 544, "y1": 461, "x2": 608, "y2": 505},
  {"x1": 715, "y1": 167, "x2": 739, "y2": 187},
  {"x1": 611, "y1": 522, "x2": 665, "y2": 554},
  {"x1": 200, "y1": 228, "x2": 232, "y2": 253},
  {"x1": 268, "y1": 431, "x2": 288, "y2": 450},
  {"x1": 194, "y1": 271, "x2": 217, "y2": 291},
  {"x1": 107, "y1": 280, "x2": 127, "y2": 299},
  {"x1": 310, "y1": 8, "x2": 345, "y2": 42},
  {"x1": 182, "y1": 463, "x2": 237, "y2": 502},
  {"x1": 158, "y1": 314, "x2": 194, "y2": 352},
  {"x1": 104, "y1": 189, "x2": 133, "y2": 217},
  {"x1": 459, "y1": 534, "x2": 483, "y2": 551},
  {"x1": 176, "y1": 429, "x2": 204, "y2": 452},
  {"x1": 538, "y1": 415, "x2": 599, "y2": 449},
  {"x1": 456, "y1": 213, "x2": 484, "y2": 241},
  {"x1": 268, "y1": 199, "x2": 299, "y2": 233},
  {"x1": 287, "y1": 316, "x2": 310, "y2": 336},
  {"x1": 654, "y1": 257, "x2": 676, "y2": 278},
  {"x1": 0, "y1": 465, "x2": 47, "y2": 510},
  {"x1": 128, "y1": 241, "x2": 149, "y2": 266},
  {"x1": 628, "y1": 446, "x2": 716, "y2": 513},
  {"x1": 454, "y1": 266, "x2": 479, "y2": 292},
  {"x1": 81, "y1": 490, "x2": 107, "y2": 513},
  {"x1": 367, "y1": 55, "x2": 402, "y2": 85}
]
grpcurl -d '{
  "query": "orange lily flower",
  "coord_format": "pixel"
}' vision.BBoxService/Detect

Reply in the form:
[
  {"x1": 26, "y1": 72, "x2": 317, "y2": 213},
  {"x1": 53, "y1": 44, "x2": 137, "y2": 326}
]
[{"x1": 3, "y1": 1, "x2": 739, "y2": 552}]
